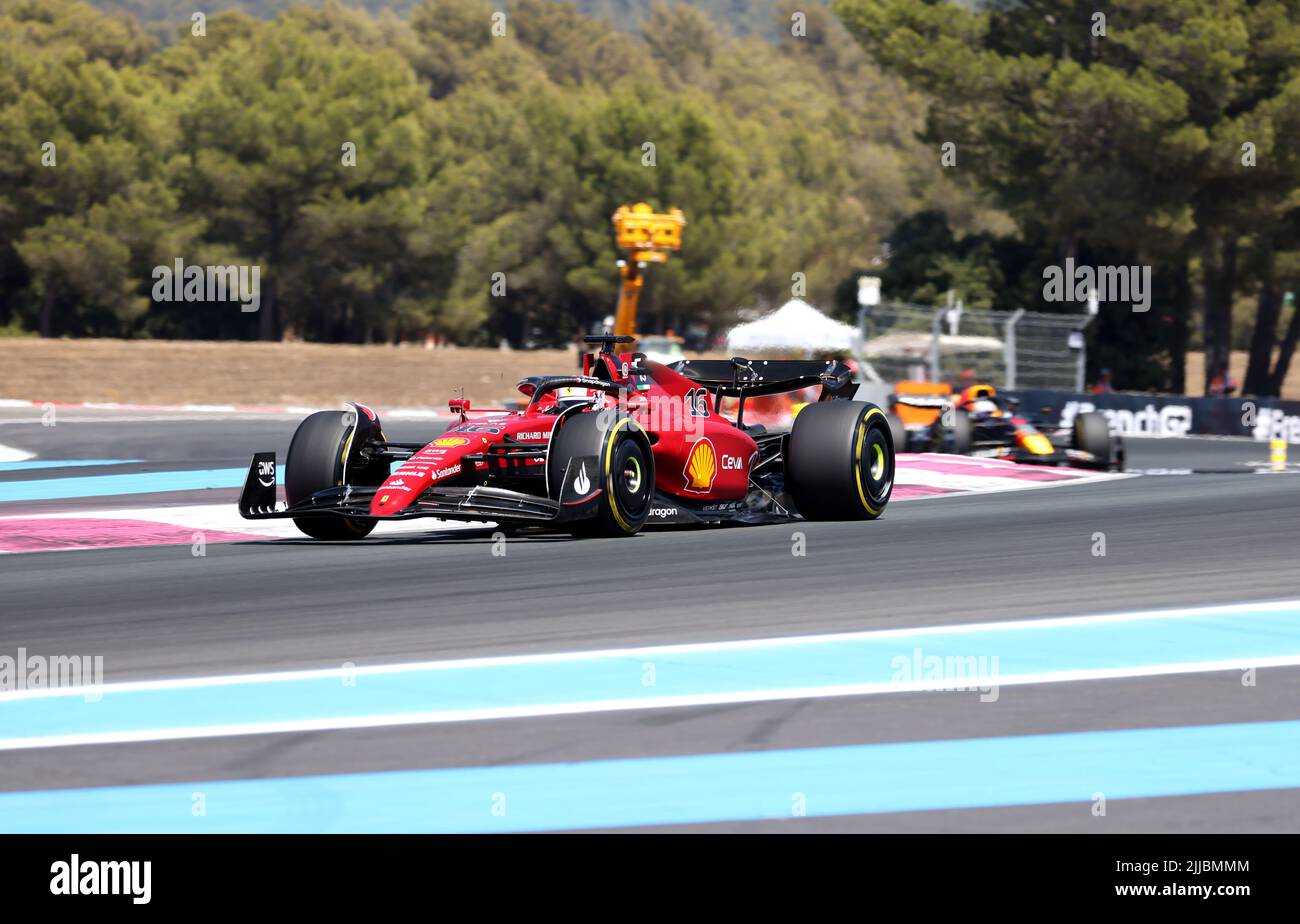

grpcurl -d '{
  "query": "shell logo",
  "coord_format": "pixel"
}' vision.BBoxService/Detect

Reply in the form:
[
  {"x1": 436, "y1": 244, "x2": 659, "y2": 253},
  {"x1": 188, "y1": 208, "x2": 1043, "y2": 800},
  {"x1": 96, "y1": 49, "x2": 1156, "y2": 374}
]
[
  {"x1": 682, "y1": 438, "x2": 718, "y2": 494},
  {"x1": 432, "y1": 437, "x2": 470, "y2": 447}
]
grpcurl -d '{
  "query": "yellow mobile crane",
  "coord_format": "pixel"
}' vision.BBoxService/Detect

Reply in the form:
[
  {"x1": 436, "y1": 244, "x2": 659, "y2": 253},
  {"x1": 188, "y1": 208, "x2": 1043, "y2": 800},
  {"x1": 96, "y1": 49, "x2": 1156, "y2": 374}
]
[{"x1": 610, "y1": 202, "x2": 686, "y2": 341}]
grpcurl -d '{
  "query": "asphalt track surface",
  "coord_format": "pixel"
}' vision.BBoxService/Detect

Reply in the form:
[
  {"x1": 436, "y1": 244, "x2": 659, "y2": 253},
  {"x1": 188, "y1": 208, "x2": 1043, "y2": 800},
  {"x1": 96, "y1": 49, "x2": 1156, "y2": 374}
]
[{"x1": 1, "y1": 406, "x2": 1298, "y2": 832}]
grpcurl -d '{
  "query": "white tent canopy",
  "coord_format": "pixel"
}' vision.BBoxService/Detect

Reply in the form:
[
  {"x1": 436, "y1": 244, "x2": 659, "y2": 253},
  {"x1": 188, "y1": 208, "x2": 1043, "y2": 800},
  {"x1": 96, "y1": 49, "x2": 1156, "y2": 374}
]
[{"x1": 726, "y1": 299, "x2": 856, "y2": 353}]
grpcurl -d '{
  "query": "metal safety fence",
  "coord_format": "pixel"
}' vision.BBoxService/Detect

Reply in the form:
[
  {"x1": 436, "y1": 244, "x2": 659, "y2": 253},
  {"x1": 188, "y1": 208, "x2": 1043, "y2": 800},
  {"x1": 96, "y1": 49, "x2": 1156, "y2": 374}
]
[{"x1": 854, "y1": 302, "x2": 1093, "y2": 391}]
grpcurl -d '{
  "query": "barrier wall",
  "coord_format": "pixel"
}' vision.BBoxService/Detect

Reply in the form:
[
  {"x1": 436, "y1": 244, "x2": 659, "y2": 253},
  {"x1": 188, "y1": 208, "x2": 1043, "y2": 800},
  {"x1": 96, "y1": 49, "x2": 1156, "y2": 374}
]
[{"x1": 1006, "y1": 390, "x2": 1300, "y2": 444}]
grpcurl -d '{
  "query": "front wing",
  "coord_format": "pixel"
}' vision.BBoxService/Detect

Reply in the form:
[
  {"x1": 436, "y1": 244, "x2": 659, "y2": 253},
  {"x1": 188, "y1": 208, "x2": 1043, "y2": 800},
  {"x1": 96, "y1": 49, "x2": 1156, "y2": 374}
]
[
  {"x1": 239, "y1": 452, "x2": 803, "y2": 531},
  {"x1": 969, "y1": 442, "x2": 1119, "y2": 470},
  {"x1": 238, "y1": 452, "x2": 595, "y2": 526}
]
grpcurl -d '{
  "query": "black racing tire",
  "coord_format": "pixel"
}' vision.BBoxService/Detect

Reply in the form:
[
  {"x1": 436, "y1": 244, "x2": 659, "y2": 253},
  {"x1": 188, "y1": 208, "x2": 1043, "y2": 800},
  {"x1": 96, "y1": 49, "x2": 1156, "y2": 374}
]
[
  {"x1": 1072, "y1": 411, "x2": 1112, "y2": 468},
  {"x1": 787, "y1": 401, "x2": 894, "y2": 521},
  {"x1": 547, "y1": 411, "x2": 654, "y2": 537},
  {"x1": 949, "y1": 408, "x2": 973, "y2": 454},
  {"x1": 886, "y1": 412, "x2": 908, "y2": 454},
  {"x1": 285, "y1": 410, "x2": 380, "y2": 540}
]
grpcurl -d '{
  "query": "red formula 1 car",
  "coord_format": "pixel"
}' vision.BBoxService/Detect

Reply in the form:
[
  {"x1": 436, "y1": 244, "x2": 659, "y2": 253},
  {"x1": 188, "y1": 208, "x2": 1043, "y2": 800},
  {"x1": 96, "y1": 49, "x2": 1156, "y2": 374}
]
[{"x1": 238, "y1": 336, "x2": 895, "y2": 538}]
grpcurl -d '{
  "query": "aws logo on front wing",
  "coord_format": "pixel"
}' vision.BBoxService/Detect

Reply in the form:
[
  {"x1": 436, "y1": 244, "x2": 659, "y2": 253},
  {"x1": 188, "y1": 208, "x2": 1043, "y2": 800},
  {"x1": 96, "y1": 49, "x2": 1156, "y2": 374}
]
[{"x1": 682, "y1": 438, "x2": 718, "y2": 494}]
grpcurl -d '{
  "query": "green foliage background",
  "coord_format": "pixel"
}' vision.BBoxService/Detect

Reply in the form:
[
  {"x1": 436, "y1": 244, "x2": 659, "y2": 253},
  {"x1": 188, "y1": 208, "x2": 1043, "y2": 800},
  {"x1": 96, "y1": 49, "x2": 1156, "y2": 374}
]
[
  {"x1": 7, "y1": 0, "x2": 1300, "y2": 395},
  {"x1": 0, "y1": 0, "x2": 998, "y2": 345},
  {"x1": 832, "y1": 0, "x2": 1300, "y2": 393}
]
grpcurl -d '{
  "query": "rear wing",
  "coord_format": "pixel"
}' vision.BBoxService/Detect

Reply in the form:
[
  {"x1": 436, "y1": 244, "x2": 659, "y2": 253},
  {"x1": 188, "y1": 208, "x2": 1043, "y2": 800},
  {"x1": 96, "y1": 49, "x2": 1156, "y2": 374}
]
[
  {"x1": 893, "y1": 394, "x2": 949, "y2": 409},
  {"x1": 669, "y1": 358, "x2": 857, "y2": 400}
]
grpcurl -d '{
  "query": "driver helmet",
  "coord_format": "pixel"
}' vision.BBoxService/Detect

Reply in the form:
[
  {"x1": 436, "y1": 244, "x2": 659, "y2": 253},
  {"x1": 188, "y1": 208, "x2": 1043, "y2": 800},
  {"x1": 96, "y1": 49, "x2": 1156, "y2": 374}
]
[
  {"x1": 553, "y1": 385, "x2": 601, "y2": 412},
  {"x1": 969, "y1": 397, "x2": 999, "y2": 416}
]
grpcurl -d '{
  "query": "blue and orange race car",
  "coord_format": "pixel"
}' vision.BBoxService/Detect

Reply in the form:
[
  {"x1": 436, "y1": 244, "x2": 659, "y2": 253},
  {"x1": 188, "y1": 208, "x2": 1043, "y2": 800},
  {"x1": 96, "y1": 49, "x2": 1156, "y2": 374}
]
[{"x1": 888, "y1": 383, "x2": 1124, "y2": 471}]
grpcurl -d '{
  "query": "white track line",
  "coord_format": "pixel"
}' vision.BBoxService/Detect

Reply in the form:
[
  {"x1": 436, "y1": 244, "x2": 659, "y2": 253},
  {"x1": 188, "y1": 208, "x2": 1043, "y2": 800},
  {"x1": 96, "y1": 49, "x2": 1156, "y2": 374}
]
[
  {"x1": 8, "y1": 597, "x2": 1299, "y2": 700},
  {"x1": 0, "y1": 443, "x2": 35, "y2": 463},
  {"x1": 4, "y1": 599, "x2": 1297, "y2": 750},
  {"x1": 5, "y1": 657, "x2": 1300, "y2": 752}
]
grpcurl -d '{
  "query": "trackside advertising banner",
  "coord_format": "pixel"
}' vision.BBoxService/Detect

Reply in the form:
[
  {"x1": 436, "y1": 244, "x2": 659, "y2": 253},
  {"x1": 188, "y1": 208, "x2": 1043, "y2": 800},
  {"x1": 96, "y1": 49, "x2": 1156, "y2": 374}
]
[{"x1": 1006, "y1": 390, "x2": 1300, "y2": 444}]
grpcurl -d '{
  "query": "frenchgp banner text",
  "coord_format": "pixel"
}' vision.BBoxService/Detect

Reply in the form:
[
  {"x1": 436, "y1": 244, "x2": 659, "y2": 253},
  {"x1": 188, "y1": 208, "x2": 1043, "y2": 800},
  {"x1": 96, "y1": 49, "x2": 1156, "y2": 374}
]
[{"x1": 1007, "y1": 390, "x2": 1300, "y2": 443}]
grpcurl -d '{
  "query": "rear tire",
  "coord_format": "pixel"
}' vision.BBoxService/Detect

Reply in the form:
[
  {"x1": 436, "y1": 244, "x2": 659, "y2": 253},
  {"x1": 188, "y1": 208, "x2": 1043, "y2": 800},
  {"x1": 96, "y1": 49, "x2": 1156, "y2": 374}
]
[
  {"x1": 787, "y1": 401, "x2": 894, "y2": 521},
  {"x1": 285, "y1": 410, "x2": 381, "y2": 540},
  {"x1": 547, "y1": 411, "x2": 654, "y2": 537},
  {"x1": 1072, "y1": 411, "x2": 1111, "y2": 468}
]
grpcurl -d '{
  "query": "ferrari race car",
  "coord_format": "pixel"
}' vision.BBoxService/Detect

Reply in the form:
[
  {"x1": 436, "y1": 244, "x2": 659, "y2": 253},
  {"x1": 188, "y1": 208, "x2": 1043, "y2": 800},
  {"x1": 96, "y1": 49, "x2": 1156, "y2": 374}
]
[
  {"x1": 238, "y1": 336, "x2": 896, "y2": 539},
  {"x1": 886, "y1": 382, "x2": 1124, "y2": 471}
]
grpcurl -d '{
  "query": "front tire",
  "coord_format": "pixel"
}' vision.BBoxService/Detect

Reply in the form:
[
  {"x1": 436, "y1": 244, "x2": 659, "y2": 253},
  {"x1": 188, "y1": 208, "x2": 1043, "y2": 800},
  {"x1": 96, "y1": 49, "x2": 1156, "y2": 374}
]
[
  {"x1": 285, "y1": 410, "x2": 382, "y2": 540},
  {"x1": 949, "y1": 408, "x2": 973, "y2": 454},
  {"x1": 787, "y1": 401, "x2": 894, "y2": 521},
  {"x1": 547, "y1": 411, "x2": 654, "y2": 537},
  {"x1": 1072, "y1": 411, "x2": 1112, "y2": 469}
]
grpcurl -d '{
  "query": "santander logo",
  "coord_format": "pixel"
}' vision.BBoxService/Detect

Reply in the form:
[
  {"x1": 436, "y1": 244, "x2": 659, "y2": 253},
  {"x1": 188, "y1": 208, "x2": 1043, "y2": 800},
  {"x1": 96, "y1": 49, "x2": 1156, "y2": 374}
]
[{"x1": 573, "y1": 462, "x2": 591, "y2": 495}]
